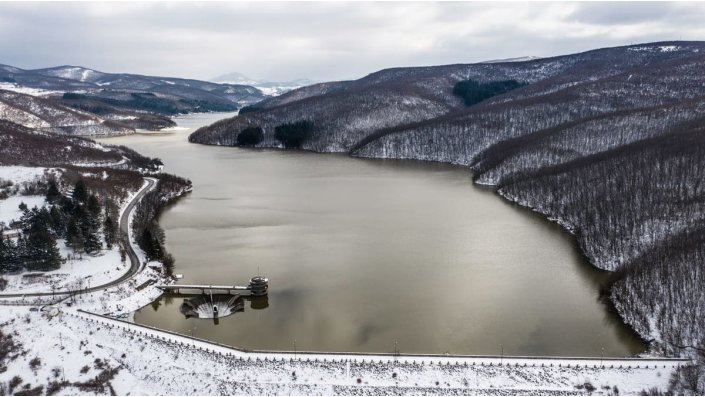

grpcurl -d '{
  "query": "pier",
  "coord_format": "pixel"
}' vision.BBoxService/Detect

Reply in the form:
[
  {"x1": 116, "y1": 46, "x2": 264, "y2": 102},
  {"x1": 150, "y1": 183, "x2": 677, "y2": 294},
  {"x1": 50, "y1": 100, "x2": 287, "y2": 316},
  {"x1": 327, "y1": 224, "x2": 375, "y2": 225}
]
[{"x1": 156, "y1": 276, "x2": 269, "y2": 296}]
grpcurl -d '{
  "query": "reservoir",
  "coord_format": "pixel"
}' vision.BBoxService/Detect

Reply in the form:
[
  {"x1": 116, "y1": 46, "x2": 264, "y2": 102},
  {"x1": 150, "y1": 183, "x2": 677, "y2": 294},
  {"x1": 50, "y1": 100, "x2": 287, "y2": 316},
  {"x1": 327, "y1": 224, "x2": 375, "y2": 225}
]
[{"x1": 99, "y1": 112, "x2": 644, "y2": 356}]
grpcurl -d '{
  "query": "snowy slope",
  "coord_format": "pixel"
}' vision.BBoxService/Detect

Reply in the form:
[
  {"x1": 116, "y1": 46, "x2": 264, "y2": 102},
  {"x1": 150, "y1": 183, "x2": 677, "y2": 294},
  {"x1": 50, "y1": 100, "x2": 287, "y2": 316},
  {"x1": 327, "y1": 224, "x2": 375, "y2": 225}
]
[
  {"x1": 0, "y1": 195, "x2": 45, "y2": 227},
  {"x1": 212, "y1": 72, "x2": 316, "y2": 96},
  {"x1": 0, "y1": 89, "x2": 133, "y2": 136}
]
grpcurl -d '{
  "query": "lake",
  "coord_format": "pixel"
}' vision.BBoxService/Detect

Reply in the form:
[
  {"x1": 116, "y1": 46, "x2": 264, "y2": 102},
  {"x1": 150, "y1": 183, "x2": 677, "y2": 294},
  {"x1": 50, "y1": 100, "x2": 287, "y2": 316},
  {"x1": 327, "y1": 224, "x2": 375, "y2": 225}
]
[{"x1": 99, "y1": 112, "x2": 644, "y2": 356}]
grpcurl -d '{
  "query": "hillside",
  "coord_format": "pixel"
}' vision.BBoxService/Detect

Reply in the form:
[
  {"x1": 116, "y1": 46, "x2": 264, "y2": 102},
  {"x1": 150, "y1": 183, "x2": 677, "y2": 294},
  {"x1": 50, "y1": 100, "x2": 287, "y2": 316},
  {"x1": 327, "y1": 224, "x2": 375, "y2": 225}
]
[
  {"x1": 0, "y1": 120, "x2": 160, "y2": 170},
  {"x1": 190, "y1": 41, "x2": 705, "y2": 362},
  {"x1": 0, "y1": 64, "x2": 268, "y2": 135},
  {"x1": 0, "y1": 89, "x2": 136, "y2": 135},
  {"x1": 1, "y1": 64, "x2": 266, "y2": 107},
  {"x1": 190, "y1": 42, "x2": 705, "y2": 151}
]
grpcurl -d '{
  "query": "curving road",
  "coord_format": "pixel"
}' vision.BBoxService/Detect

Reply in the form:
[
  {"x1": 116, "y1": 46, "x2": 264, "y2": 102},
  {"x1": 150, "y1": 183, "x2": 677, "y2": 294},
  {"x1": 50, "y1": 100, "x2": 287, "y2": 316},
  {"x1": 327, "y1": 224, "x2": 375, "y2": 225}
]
[{"x1": 0, "y1": 178, "x2": 157, "y2": 299}]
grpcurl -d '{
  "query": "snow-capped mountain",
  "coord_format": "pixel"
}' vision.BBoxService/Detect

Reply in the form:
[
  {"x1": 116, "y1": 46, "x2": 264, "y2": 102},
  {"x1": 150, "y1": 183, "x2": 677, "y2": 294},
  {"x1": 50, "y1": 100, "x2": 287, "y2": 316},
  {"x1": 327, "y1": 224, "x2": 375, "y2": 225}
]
[
  {"x1": 211, "y1": 72, "x2": 316, "y2": 96},
  {"x1": 34, "y1": 65, "x2": 107, "y2": 83},
  {"x1": 481, "y1": 55, "x2": 542, "y2": 63}
]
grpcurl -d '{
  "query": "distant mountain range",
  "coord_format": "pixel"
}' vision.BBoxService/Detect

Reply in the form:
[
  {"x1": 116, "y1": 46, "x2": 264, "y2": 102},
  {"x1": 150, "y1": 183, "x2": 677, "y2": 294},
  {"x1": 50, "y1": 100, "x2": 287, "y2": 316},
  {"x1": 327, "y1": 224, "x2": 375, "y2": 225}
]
[
  {"x1": 211, "y1": 72, "x2": 316, "y2": 96},
  {"x1": 0, "y1": 64, "x2": 266, "y2": 105},
  {"x1": 0, "y1": 64, "x2": 270, "y2": 135},
  {"x1": 481, "y1": 55, "x2": 542, "y2": 63}
]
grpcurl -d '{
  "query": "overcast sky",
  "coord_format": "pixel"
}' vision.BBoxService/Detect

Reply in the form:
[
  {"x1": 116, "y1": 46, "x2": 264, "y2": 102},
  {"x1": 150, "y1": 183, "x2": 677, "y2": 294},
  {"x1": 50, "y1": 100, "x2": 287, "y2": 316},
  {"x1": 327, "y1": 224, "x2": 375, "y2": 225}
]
[{"x1": 0, "y1": 1, "x2": 703, "y2": 82}]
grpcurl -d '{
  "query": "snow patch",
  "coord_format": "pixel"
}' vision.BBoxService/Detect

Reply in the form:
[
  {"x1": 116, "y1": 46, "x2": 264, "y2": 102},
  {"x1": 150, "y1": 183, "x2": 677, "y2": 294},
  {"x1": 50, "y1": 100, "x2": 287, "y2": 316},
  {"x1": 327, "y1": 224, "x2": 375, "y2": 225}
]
[
  {"x1": 0, "y1": 82, "x2": 59, "y2": 97},
  {"x1": 0, "y1": 195, "x2": 45, "y2": 227},
  {"x1": 0, "y1": 166, "x2": 46, "y2": 184}
]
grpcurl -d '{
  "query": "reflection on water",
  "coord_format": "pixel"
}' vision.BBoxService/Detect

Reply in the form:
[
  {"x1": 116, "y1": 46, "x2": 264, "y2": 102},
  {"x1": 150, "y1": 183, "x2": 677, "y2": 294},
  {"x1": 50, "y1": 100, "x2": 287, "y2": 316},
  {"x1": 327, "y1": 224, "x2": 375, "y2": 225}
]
[
  {"x1": 99, "y1": 112, "x2": 645, "y2": 356},
  {"x1": 180, "y1": 294, "x2": 245, "y2": 320}
]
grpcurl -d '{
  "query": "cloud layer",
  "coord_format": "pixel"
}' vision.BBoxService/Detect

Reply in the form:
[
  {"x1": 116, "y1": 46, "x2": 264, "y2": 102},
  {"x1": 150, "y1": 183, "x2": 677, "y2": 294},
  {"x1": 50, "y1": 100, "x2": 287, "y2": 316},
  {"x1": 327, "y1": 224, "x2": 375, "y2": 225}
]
[{"x1": 0, "y1": 2, "x2": 703, "y2": 82}]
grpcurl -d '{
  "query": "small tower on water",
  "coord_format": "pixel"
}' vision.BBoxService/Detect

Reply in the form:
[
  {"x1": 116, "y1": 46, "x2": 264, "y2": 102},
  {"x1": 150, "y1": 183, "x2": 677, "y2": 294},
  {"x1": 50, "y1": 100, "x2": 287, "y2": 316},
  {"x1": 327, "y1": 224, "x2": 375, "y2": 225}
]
[{"x1": 248, "y1": 276, "x2": 269, "y2": 296}]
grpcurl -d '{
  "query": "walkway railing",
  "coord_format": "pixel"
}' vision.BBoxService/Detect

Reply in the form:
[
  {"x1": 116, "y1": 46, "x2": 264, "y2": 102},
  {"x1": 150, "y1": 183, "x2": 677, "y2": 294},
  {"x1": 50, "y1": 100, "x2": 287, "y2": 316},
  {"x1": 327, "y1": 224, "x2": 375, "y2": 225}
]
[{"x1": 70, "y1": 309, "x2": 692, "y2": 369}]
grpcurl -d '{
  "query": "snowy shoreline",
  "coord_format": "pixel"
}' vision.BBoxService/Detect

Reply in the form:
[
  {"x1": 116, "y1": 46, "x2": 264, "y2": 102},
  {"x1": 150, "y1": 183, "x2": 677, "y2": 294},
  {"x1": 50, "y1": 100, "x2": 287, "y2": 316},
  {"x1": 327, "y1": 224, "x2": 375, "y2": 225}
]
[
  {"x1": 0, "y1": 163, "x2": 692, "y2": 395},
  {"x1": 0, "y1": 304, "x2": 690, "y2": 396}
]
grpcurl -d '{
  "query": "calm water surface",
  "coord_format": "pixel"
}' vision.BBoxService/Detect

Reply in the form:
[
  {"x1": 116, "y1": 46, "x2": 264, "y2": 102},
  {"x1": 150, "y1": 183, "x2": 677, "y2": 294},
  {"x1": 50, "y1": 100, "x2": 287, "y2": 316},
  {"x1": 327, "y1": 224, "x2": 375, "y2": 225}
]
[{"x1": 99, "y1": 112, "x2": 644, "y2": 356}]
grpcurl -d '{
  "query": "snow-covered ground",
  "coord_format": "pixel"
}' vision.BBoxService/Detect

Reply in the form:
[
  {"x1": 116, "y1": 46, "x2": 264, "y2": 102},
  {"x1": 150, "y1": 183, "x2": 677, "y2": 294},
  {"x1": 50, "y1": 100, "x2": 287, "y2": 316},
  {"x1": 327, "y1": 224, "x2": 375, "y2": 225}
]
[
  {"x1": 0, "y1": 195, "x2": 45, "y2": 227},
  {"x1": 0, "y1": 165, "x2": 138, "y2": 295},
  {"x1": 0, "y1": 166, "x2": 47, "y2": 185},
  {"x1": 0, "y1": 82, "x2": 60, "y2": 97},
  {"x1": 0, "y1": 244, "x2": 129, "y2": 294},
  {"x1": 0, "y1": 301, "x2": 687, "y2": 396},
  {"x1": 0, "y1": 168, "x2": 691, "y2": 395}
]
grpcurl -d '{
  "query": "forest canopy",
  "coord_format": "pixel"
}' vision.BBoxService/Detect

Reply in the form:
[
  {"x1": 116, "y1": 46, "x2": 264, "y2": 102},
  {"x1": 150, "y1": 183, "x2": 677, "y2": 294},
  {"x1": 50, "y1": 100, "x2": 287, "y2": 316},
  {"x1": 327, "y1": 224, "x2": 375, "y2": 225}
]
[
  {"x1": 236, "y1": 126, "x2": 264, "y2": 146},
  {"x1": 274, "y1": 120, "x2": 314, "y2": 148},
  {"x1": 452, "y1": 79, "x2": 526, "y2": 106}
]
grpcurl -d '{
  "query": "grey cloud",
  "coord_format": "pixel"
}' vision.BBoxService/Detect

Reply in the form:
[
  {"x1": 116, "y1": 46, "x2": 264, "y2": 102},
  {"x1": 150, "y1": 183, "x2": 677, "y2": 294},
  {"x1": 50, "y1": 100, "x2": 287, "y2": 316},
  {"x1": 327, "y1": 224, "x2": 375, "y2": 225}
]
[
  {"x1": 0, "y1": 2, "x2": 702, "y2": 82},
  {"x1": 568, "y1": 2, "x2": 682, "y2": 25}
]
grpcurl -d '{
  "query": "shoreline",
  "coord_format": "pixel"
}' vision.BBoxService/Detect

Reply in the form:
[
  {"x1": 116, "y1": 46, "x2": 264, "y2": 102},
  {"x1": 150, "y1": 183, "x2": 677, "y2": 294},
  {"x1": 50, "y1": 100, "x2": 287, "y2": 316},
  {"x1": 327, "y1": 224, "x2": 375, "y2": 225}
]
[
  {"x1": 0, "y1": 304, "x2": 688, "y2": 395},
  {"x1": 0, "y1": 142, "x2": 687, "y2": 394}
]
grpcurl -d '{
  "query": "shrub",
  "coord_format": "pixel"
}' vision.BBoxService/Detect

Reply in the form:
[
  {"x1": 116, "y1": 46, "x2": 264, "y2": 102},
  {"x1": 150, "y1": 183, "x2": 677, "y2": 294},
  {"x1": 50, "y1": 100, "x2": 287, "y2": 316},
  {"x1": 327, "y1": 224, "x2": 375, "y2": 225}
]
[
  {"x1": 13, "y1": 385, "x2": 44, "y2": 396},
  {"x1": 29, "y1": 357, "x2": 41, "y2": 370},
  {"x1": 8, "y1": 376, "x2": 22, "y2": 393}
]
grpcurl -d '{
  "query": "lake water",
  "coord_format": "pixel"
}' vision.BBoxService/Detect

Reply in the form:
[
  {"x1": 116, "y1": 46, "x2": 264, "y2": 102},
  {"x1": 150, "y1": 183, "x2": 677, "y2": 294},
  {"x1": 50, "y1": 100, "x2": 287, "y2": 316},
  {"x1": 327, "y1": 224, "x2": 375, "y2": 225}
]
[{"x1": 99, "y1": 112, "x2": 644, "y2": 356}]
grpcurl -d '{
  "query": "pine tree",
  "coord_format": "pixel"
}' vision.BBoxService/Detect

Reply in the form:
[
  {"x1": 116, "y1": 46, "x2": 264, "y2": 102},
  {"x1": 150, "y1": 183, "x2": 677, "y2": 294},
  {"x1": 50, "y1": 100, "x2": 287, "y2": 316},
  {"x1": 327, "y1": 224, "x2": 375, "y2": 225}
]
[
  {"x1": 140, "y1": 228, "x2": 156, "y2": 259},
  {"x1": 66, "y1": 217, "x2": 84, "y2": 253},
  {"x1": 1, "y1": 237, "x2": 21, "y2": 273},
  {"x1": 140, "y1": 225, "x2": 164, "y2": 260},
  {"x1": 81, "y1": 195, "x2": 103, "y2": 254},
  {"x1": 83, "y1": 216, "x2": 102, "y2": 254},
  {"x1": 49, "y1": 206, "x2": 65, "y2": 238},
  {"x1": 103, "y1": 213, "x2": 116, "y2": 249},
  {"x1": 0, "y1": 232, "x2": 8, "y2": 272},
  {"x1": 21, "y1": 207, "x2": 62, "y2": 271},
  {"x1": 87, "y1": 194, "x2": 101, "y2": 218},
  {"x1": 46, "y1": 180, "x2": 61, "y2": 203},
  {"x1": 73, "y1": 180, "x2": 88, "y2": 203}
]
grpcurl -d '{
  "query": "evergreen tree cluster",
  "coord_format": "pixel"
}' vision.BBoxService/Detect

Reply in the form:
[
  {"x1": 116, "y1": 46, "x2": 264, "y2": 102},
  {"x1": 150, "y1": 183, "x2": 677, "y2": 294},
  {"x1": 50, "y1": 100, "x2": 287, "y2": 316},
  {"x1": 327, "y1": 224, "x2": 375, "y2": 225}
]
[
  {"x1": 238, "y1": 105, "x2": 262, "y2": 114},
  {"x1": 274, "y1": 120, "x2": 314, "y2": 148},
  {"x1": 452, "y1": 79, "x2": 526, "y2": 107},
  {"x1": 236, "y1": 126, "x2": 264, "y2": 146},
  {"x1": 0, "y1": 179, "x2": 117, "y2": 274},
  {"x1": 0, "y1": 206, "x2": 62, "y2": 273},
  {"x1": 130, "y1": 174, "x2": 191, "y2": 276}
]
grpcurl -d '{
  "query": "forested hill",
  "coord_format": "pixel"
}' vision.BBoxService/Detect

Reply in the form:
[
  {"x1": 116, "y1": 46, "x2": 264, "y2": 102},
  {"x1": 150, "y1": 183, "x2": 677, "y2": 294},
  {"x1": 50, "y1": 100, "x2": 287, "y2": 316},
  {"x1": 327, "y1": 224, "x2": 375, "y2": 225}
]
[
  {"x1": 190, "y1": 41, "x2": 705, "y2": 364},
  {"x1": 0, "y1": 64, "x2": 268, "y2": 135},
  {"x1": 189, "y1": 41, "x2": 705, "y2": 151}
]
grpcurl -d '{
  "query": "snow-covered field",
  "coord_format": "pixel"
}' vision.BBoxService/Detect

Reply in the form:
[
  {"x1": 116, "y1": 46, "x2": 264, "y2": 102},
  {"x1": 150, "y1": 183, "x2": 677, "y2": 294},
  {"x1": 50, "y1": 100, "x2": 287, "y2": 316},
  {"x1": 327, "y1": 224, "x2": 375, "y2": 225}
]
[
  {"x1": 0, "y1": 166, "x2": 47, "y2": 185},
  {"x1": 0, "y1": 244, "x2": 129, "y2": 294},
  {"x1": 0, "y1": 302, "x2": 687, "y2": 396},
  {"x1": 0, "y1": 195, "x2": 45, "y2": 227},
  {"x1": 0, "y1": 82, "x2": 60, "y2": 97}
]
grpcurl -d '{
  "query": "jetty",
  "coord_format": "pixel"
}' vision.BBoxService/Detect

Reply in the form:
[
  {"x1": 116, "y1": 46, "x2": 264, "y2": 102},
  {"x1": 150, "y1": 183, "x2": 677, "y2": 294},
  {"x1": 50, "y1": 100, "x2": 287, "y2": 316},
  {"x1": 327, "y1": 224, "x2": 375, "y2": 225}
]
[{"x1": 156, "y1": 276, "x2": 268, "y2": 296}]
